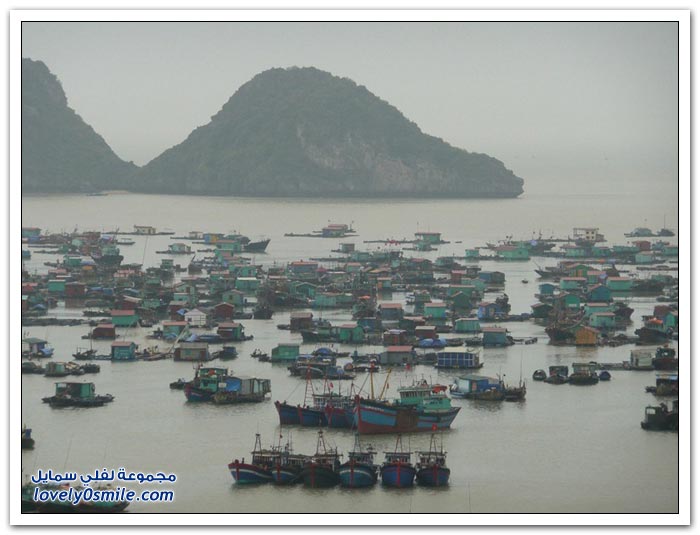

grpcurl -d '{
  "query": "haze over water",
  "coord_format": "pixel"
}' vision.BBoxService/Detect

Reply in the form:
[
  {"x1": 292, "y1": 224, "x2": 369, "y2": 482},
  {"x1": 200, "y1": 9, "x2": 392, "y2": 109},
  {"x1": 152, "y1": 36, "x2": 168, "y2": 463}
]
[{"x1": 21, "y1": 191, "x2": 678, "y2": 513}]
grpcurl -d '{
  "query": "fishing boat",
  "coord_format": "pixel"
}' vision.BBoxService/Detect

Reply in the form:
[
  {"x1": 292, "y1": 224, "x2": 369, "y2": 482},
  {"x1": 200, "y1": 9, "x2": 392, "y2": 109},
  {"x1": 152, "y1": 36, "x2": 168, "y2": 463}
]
[
  {"x1": 568, "y1": 363, "x2": 599, "y2": 386},
  {"x1": 21, "y1": 426, "x2": 34, "y2": 449},
  {"x1": 322, "y1": 391, "x2": 356, "y2": 429},
  {"x1": 274, "y1": 401, "x2": 327, "y2": 426},
  {"x1": 598, "y1": 370, "x2": 612, "y2": 381},
  {"x1": 299, "y1": 430, "x2": 342, "y2": 488},
  {"x1": 415, "y1": 433, "x2": 450, "y2": 487},
  {"x1": 213, "y1": 345, "x2": 238, "y2": 361},
  {"x1": 72, "y1": 348, "x2": 97, "y2": 360},
  {"x1": 645, "y1": 374, "x2": 678, "y2": 396},
  {"x1": 338, "y1": 434, "x2": 378, "y2": 488},
  {"x1": 641, "y1": 401, "x2": 678, "y2": 431},
  {"x1": 21, "y1": 361, "x2": 45, "y2": 374},
  {"x1": 270, "y1": 438, "x2": 309, "y2": 485},
  {"x1": 653, "y1": 346, "x2": 678, "y2": 370},
  {"x1": 42, "y1": 382, "x2": 114, "y2": 408},
  {"x1": 380, "y1": 435, "x2": 416, "y2": 488},
  {"x1": 354, "y1": 380, "x2": 460, "y2": 434},
  {"x1": 544, "y1": 365, "x2": 569, "y2": 385},
  {"x1": 227, "y1": 434, "x2": 276, "y2": 484},
  {"x1": 184, "y1": 367, "x2": 229, "y2": 402},
  {"x1": 503, "y1": 379, "x2": 527, "y2": 401}
]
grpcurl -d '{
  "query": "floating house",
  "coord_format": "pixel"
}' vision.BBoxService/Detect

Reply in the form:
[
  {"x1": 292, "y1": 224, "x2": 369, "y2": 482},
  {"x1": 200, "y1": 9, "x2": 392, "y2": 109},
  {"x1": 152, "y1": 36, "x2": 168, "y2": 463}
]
[
  {"x1": 606, "y1": 277, "x2": 633, "y2": 292},
  {"x1": 90, "y1": 323, "x2": 116, "y2": 340},
  {"x1": 213, "y1": 302, "x2": 235, "y2": 320},
  {"x1": 575, "y1": 326, "x2": 599, "y2": 346},
  {"x1": 454, "y1": 317, "x2": 481, "y2": 334},
  {"x1": 414, "y1": 325, "x2": 437, "y2": 340},
  {"x1": 271, "y1": 343, "x2": 301, "y2": 362},
  {"x1": 163, "y1": 321, "x2": 189, "y2": 339},
  {"x1": 378, "y1": 302, "x2": 404, "y2": 321},
  {"x1": 134, "y1": 225, "x2": 157, "y2": 235},
  {"x1": 495, "y1": 245, "x2": 530, "y2": 261},
  {"x1": 111, "y1": 341, "x2": 138, "y2": 361},
  {"x1": 174, "y1": 342, "x2": 211, "y2": 362},
  {"x1": 423, "y1": 302, "x2": 447, "y2": 321},
  {"x1": 589, "y1": 312, "x2": 616, "y2": 330},
  {"x1": 383, "y1": 329, "x2": 408, "y2": 346},
  {"x1": 379, "y1": 346, "x2": 415, "y2": 366},
  {"x1": 586, "y1": 284, "x2": 612, "y2": 303},
  {"x1": 482, "y1": 327, "x2": 509, "y2": 347},
  {"x1": 217, "y1": 322, "x2": 246, "y2": 341},
  {"x1": 184, "y1": 308, "x2": 208, "y2": 327},
  {"x1": 415, "y1": 231, "x2": 442, "y2": 244},
  {"x1": 436, "y1": 348, "x2": 483, "y2": 369},
  {"x1": 337, "y1": 324, "x2": 365, "y2": 344},
  {"x1": 560, "y1": 277, "x2": 586, "y2": 291},
  {"x1": 111, "y1": 309, "x2": 139, "y2": 327},
  {"x1": 477, "y1": 302, "x2": 498, "y2": 321},
  {"x1": 290, "y1": 312, "x2": 314, "y2": 331},
  {"x1": 630, "y1": 349, "x2": 654, "y2": 370}
]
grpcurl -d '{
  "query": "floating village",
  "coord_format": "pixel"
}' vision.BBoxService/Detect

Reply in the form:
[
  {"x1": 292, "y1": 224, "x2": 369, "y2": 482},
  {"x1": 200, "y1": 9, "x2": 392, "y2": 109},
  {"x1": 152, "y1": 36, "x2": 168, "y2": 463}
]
[{"x1": 20, "y1": 220, "x2": 679, "y2": 510}]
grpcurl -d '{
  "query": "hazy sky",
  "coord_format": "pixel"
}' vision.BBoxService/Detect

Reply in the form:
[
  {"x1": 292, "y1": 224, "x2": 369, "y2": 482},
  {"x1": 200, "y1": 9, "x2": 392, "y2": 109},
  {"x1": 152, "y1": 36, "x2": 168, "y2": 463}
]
[{"x1": 21, "y1": 21, "x2": 679, "y2": 196}]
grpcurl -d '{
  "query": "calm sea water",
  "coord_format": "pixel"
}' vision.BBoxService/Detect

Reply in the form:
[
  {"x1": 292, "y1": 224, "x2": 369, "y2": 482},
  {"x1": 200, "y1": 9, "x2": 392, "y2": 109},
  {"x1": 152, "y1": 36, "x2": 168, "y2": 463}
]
[{"x1": 20, "y1": 191, "x2": 679, "y2": 514}]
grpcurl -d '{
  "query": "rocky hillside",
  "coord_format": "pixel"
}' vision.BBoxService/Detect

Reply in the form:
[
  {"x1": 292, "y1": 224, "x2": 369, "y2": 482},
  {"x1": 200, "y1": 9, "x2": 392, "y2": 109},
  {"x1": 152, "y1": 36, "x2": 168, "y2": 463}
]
[
  {"x1": 134, "y1": 67, "x2": 524, "y2": 197},
  {"x1": 22, "y1": 58, "x2": 136, "y2": 193}
]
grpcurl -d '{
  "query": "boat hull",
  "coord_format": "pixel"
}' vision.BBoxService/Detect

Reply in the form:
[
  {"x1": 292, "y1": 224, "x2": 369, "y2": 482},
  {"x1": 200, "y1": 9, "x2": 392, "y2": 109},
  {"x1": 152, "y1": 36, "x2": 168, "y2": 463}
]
[
  {"x1": 338, "y1": 462, "x2": 377, "y2": 488},
  {"x1": 228, "y1": 462, "x2": 273, "y2": 484},
  {"x1": 299, "y1": 464, "x2": 340, "y2": 488},
  {"x1": 416, "y1": 466, "x2": 450, "y2": 487},
  {"x1": 274, "y1": 401, "x2": 327, "y2": 426},
  {"x1": 380, "y1": 464, "x2": 416, "y2": 488},
  {"x1": 325, "y1": 406, "x2": 355, "y2": 429},
  {"x1": 270, "y1": 465, "x2": 302, "y2": 485},
  {"x1": 184, "y1": 384, "x2": 213, "y2": 402},
  {"x1": 354, "y1": 399, "x2": 460, "y2": 434}
]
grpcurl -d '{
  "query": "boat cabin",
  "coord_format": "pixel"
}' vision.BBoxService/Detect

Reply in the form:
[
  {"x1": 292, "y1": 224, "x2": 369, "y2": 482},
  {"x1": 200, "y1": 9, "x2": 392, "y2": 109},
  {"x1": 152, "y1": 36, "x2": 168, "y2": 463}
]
[{"x1": 54, "y1": 382, "x2": 95, "y2": 399}]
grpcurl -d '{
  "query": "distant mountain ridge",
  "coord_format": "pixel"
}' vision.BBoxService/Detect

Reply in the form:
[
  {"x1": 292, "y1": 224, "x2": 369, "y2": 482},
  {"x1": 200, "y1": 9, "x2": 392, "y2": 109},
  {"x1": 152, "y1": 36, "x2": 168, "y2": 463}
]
[
  {"x1": 22, "y1": 62, "x2": 524, "y2": 198},
  {"x1": 21, "y1": 58, "x2": 137, "y2": 193}
]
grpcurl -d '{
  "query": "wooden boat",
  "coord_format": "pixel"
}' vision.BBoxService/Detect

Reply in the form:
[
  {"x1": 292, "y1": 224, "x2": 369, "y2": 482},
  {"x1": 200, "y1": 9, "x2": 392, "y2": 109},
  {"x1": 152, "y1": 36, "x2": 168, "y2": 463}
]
[
  {"x1": 227, "y1": 434, "x2": 275, "y2": 484},
  {"x1": 645, "y1": 374, "x2": 678, "y2": 396},
  {"x1": 72, "y1": 348, "x2": 97, "y2": 360},
  {"x1": 532, "y1": 369, "x2": 547, "y2": 381},
  {"x1": 274, "y1": 400, "x2": 327, "y2": 426},
  {"x1": 568, "y1": 363, "x2": 599, "y2": 386},
  {"x1": 380, "y1": 435, "x2": 416, "y2": 488},
  {"x1": 299, "y1": 430, "x2": 341, "y2": 488},
  {"x1": 338, "y1": 435, "x2": 378, "y2": 488},
  {"x1": 271, "y1": 441, "x2": 308, "y2": 485},
  {"x1": 544, "y1": 365, "x2": 569, "y2": 385},
  {"x1": 21, "y1": 426, "x2": 34, "y2": 449},
  {"x1": 598, "y1": 370, "x2": 612, "y2": 381},
  {"x1": 415, "y1": 433, "x2": 450, "y2": 487},
  {"x1": 503, "y1": 380, "x2": 527, "y2": 401},
  {"x1": 641, "y1": 401, "x2": 678, "y2": 431},
  {"x1": 42, "y1": 382, "x2": 114, "y2": 408},
  {"x1": 21, "y1": 361, "x2": 45, "y2": 374},
  {"x1": 354, "y1": 382, "x2": 460, "y2": 434}
]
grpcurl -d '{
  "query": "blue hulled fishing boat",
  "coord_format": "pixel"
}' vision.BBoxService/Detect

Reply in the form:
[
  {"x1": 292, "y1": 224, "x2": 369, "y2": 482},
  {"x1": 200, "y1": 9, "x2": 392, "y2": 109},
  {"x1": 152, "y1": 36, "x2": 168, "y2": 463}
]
[
  {"x1": 227, "y1": 434, "x2": 276, "y2": 484},
  {"x1": 414, "y1": 433, "x2": 450, "y2": 487},
  {"x1": 354, "y1": 381, "x2": 460, "y2": 434},
  {"x1": 338, "y1": 434, "x2": 378, "y2": 488},
  {"x1": 380, "y1": 435, "x2": 416, "y2": 488}
]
